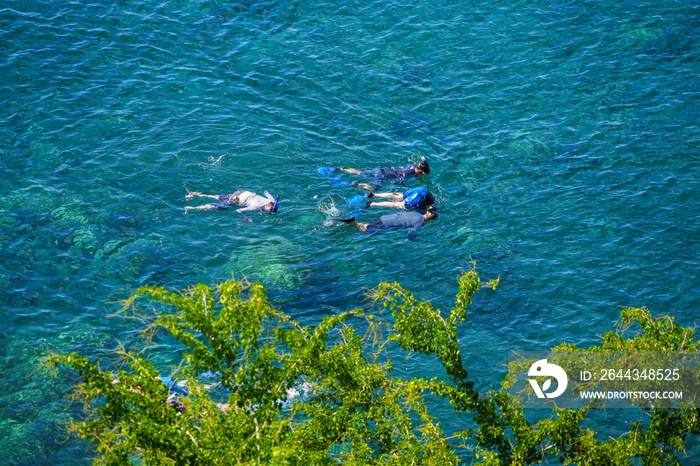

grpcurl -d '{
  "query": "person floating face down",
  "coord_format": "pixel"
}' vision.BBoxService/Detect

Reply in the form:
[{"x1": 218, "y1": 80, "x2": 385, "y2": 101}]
[
  {"x1": 334, "y1": 207, "x2": 438, "y2": 241},
  {"x1": 337, "y1": 159, "x2": 430, "y2": 190},
  {"x1": 365, "y1": 186, "x2": 434, "y2": 211},
  {"x1": 185, "y1": 190, "x2": 279, "y2": 219}
]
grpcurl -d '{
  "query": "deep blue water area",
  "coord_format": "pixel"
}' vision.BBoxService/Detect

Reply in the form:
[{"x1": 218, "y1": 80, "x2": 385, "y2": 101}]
[{"x1": 2, "y1": 0, "x2": 700, "y2": 463}]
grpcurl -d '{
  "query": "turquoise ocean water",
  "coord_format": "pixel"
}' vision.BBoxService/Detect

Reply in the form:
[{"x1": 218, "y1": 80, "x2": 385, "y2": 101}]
[{"x1": 2, "y1": 0, "x2": 699, "y2": 463}]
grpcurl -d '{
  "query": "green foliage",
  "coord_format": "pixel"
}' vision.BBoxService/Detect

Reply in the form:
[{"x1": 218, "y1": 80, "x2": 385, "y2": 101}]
[{"x1": 48, "y1": 267, "x2": 699, "y2": 465}]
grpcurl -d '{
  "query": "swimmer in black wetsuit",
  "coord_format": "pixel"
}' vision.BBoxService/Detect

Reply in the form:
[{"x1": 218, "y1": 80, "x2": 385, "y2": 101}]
[
  {"x1": 334, "y1": 207, "x2": 438, "y2": 240},
  {"x1": 336, "y1": 159, "x2": 430, "y2": 190},
  {"x1": 185, "y1": 190, "x2": 279, "y2": 217},
  {"x1": 365, "y1": 187, "x2": 434, "y2": 211}
]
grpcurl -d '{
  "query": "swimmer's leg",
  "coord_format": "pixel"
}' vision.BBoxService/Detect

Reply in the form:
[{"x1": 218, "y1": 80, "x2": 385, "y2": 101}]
[
  {"x1": 366, "y1": 201, "x2": 405, "y2": 209},
  {"x1": 338, "y1": 167, "x2": 362, "y2": 175},
  {"x1": 185, "y1": 204, "x2": 217, "y2": 213},
  {"x1": 186, "y1": 192, "x2": 219, "y2": 200},
  {"x1": 369, "y1": 192, "x2": 402, "y2": 200},
  {"x1": 332, "y1": 217, "x2": 370, "y2": 232}
]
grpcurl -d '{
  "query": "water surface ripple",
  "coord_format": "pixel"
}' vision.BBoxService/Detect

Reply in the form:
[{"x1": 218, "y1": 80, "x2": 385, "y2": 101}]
[{"x1": 1, "y1": 0, "x2": 699, "y2": 463}]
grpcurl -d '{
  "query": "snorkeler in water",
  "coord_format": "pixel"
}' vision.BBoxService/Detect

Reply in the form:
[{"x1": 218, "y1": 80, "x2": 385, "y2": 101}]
[
  {"x1": 365, "y1": 187, "x2": 434, "y2": 211},
  {"x1": 320, "y1": 158, "x2": 430, "y2": 190},
  {"x1": 337, "y1": 159, "x2": 430, "y2": 190},
  {"x1": 112, "y1": 374, "x2": 225, "y2": 413},
  {"x1": 185, "y1": 190, "x2": 279, "y2": 218},
  {"x1": 333, "y1": 207, "x2": 438, "y2": 241}
]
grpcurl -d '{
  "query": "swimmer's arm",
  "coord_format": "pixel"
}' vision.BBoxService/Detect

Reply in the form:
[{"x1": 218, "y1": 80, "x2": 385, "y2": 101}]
[
  {"x1": 235, "y1": 206, "x2": 254, "y2": 222},
  {"x1": 406, "y1": 227, "x2": 420, "y2": 241},
  {"x1": 236, "y1": 206, "x2": 256, "y2": 214},
  {"x1": 264, "y1": 191, "x2": 275, "y2": 202}
]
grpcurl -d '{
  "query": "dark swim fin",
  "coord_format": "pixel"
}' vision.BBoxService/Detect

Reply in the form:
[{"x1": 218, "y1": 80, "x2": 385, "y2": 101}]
[{"x1": 332, "y1": 217, "x2": 356, "y2": 224}]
